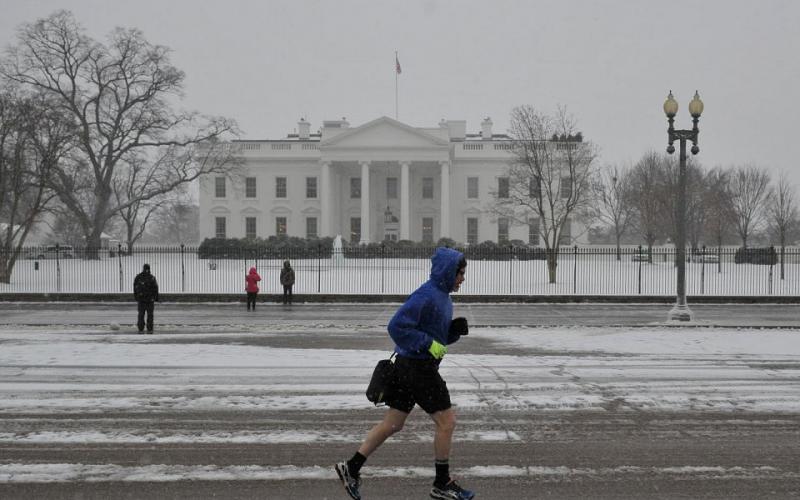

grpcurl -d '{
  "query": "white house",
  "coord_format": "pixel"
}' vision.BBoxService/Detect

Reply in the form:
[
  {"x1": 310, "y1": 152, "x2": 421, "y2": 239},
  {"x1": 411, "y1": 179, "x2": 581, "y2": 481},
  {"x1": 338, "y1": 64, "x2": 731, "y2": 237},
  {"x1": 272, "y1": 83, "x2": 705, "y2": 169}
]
[{"x1": 198, "y1": 116, "x2": 588, "y2": 245}]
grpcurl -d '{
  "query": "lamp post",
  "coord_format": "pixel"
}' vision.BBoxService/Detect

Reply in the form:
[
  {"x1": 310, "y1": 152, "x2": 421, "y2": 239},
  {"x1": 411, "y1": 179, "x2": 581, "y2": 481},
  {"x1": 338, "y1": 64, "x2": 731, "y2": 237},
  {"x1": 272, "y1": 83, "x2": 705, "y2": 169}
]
[{"x1": 664, "y1": 90, "x2": 703, "y2": 321}]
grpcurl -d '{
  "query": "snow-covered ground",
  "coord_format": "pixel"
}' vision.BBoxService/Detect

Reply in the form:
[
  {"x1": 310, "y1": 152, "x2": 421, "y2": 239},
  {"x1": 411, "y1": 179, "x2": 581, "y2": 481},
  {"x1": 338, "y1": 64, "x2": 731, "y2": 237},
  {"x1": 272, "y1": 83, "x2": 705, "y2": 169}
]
[{"x1": 2, "y1": 253, "x2": 799, "y2": 296}]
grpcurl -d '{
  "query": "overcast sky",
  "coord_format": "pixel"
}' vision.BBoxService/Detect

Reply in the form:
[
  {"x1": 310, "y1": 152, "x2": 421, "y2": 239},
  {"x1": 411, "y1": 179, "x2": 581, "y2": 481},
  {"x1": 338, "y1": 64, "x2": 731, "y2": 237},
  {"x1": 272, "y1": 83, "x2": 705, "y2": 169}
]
[{"x1": 2, "y1": 0, "x2": 799, "y2": 184}]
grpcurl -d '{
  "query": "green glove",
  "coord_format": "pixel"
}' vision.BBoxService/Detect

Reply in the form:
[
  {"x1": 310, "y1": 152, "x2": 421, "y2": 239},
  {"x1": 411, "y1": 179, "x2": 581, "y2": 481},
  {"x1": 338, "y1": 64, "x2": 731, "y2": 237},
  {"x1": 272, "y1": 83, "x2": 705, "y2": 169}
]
[{"x1": 428, "y1": 340, "x2": 447, "y2": 360}]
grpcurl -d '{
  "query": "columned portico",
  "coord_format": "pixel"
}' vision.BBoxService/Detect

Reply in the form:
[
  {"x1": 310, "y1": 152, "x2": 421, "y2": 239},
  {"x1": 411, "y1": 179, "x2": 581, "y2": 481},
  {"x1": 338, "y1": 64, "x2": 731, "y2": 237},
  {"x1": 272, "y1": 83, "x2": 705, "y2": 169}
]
[
  {"x1": 320, "y1": 161, "x2": 331, "y2": 237},
  {"x1": 359, "y1": 160, "x2": 371, "y2": 244},
  {"x1": 439, "y1": 160, "x2": 451, "y2": 238},
  {"x1": 400, "y1": 161, "x2": 411, "y2": 240}
]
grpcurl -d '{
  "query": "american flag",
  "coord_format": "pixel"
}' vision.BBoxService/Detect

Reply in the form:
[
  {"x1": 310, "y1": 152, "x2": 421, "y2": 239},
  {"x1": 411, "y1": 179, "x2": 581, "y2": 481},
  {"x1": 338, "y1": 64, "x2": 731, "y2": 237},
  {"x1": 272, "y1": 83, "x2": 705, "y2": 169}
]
[{"x1": 395, "y1": 54, "x2": 402, "y2": 75}]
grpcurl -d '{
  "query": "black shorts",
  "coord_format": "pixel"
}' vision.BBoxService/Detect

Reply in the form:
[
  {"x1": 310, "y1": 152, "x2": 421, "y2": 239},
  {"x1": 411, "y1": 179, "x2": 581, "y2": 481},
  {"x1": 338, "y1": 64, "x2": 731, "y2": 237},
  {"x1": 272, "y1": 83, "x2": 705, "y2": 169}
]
[{"x1": 384, "y1": 356, "x2": 451, "y2": 414}]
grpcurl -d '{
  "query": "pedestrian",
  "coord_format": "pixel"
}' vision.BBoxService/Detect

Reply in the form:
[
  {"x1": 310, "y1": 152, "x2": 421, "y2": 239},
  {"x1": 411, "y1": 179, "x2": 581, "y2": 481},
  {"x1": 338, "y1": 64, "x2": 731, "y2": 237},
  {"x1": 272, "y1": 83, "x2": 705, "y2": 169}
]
[
  {"x1": 335, "y1": 247, "x2": 473, "y2": 500},
  {"x1": 280, "y1": 260, "x2": 295, "y2": 305},
  {"x1": 245, "y1": 266, "x2": 261, "y2": 311},
  {"x1": 133, "y1": 263, "x2": 159, "y2": 334}
]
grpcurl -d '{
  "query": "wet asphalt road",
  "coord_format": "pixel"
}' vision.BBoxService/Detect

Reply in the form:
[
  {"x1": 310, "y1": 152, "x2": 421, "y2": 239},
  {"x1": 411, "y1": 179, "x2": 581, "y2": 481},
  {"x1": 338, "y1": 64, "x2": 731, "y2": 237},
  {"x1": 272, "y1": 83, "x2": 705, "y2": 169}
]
[{"x1": 1, "y1": 303, "x2": 799, "y2": 499}]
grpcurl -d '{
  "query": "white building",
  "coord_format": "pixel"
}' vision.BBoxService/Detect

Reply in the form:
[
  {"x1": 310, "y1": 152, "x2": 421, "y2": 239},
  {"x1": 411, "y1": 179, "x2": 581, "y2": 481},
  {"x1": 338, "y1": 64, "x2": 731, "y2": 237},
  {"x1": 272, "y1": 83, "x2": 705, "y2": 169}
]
[{"x1": 199, "y1": 116, "x2": 588, "y2": 246}]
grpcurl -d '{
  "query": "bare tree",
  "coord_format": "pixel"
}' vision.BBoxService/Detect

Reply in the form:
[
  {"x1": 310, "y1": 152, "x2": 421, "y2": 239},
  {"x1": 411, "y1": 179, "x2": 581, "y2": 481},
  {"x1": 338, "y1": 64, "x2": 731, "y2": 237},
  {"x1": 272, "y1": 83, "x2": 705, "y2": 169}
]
[
  {"x1": 587, "y1": 164, "x2": 635, "y2": 260},
  {"x1": 1, "y1": 11, "x2": 239, "y2": 257},
  {"x1": 656, "y1": 155, "x2": 707, "y2": 261},
  {"x1": 767, "y1": 172, "x2": 799, "y2": 280},
  {"x1": 729, "y1": 164, "x2": 771, "y2": 248},
  {"x1": 149, "y1": 199, "x2": 199, "y2": 245},
  {"x1": 0, "y1": 87, "x2": 73, "y2": 282},
  {"x1": 703, "y1": 167, "x2": 735, "y2": 273},
  {"x1": 491, "y1": 105, "x2": 596, "y2": 283},
  {"x1": 629, "y1": 151, "x2": 669, "y2": 260}
]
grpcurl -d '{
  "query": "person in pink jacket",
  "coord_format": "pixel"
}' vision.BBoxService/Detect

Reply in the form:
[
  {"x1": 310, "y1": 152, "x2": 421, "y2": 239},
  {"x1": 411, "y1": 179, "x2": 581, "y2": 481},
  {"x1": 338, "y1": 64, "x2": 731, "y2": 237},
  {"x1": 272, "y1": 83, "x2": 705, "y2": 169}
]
[{"x1": 245, "y1": 266, "x2": 261, "y2": 311}]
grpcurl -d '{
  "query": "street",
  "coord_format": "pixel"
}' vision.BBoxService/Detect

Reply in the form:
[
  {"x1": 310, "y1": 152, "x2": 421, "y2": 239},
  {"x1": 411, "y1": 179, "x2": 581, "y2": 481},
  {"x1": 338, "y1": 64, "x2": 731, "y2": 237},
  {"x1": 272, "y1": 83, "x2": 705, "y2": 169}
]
[{"x1": 0, "y1": 303, "x2": 799, "y2": 499}]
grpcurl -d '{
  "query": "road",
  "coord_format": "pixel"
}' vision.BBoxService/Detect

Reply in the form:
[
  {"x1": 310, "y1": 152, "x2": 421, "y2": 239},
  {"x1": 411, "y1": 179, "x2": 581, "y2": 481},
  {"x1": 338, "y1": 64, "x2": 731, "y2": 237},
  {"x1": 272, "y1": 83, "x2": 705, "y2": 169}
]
[{"x1": 0, "y1": 303, "x2": 799, "y2": 499}]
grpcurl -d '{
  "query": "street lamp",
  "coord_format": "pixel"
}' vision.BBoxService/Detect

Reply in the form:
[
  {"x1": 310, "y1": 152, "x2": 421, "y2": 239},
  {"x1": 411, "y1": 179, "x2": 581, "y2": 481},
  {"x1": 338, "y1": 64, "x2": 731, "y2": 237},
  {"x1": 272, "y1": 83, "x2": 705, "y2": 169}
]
[{"x1": 664, "y1": 90, "x2": 703, "y2": 321}]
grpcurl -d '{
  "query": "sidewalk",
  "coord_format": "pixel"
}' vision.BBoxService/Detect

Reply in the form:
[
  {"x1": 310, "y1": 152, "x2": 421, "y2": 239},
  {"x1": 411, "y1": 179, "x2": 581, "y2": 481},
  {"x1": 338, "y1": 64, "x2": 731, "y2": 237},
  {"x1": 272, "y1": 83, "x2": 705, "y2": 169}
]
[{"x1": 2, "y1": 302, "x2": 800, "y2": 328}]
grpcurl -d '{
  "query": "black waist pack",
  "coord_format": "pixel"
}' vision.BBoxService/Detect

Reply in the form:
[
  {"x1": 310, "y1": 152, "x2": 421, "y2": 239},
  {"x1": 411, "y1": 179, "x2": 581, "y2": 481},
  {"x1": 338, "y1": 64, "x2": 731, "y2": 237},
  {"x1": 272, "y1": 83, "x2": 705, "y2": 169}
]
[{"x1": 366, "y1": 353, "x2": 396, "y2": 406}]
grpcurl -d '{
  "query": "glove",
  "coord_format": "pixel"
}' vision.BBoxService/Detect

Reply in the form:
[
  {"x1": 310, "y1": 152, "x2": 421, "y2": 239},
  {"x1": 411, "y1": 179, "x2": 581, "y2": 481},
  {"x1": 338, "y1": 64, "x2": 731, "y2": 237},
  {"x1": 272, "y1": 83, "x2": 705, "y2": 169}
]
[
  {"x1": 449, "y1": 317, "x2": 469, "y2": 336},
  {"x1": 428, "y1": 340, "x2": 447, "y2": 360}
]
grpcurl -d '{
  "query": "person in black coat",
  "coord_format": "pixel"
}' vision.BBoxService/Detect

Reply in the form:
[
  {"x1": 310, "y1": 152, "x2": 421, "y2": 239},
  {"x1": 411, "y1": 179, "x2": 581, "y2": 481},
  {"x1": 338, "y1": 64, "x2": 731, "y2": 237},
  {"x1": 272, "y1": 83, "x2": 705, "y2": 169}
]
[{"x1": 133, "y1": 263, "x2": 159, "y2": 333}]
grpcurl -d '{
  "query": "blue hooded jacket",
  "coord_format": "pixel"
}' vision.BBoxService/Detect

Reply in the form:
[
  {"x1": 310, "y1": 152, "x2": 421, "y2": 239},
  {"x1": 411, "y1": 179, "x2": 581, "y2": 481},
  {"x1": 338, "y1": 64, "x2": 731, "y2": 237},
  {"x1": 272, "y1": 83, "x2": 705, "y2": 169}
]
[{"x1": 388, "y1": 247, "x2": 464, "y2": 359}]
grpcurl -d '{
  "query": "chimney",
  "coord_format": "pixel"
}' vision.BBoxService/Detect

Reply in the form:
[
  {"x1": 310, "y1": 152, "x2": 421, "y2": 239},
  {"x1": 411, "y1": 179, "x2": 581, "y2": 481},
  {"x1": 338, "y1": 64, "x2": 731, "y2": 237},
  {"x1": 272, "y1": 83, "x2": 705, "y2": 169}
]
[
  {"x1": 481, "y1": 117, "x2": 493, "y2": 140},
  {"x1": 298, "y1": 118, "x2": 310, "y2": 140}
]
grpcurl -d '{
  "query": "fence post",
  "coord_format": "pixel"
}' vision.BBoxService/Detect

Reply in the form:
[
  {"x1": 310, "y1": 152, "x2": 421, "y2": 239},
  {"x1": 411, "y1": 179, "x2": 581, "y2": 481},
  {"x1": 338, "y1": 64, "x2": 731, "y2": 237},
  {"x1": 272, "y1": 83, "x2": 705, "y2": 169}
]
[
  {"x1": 638, "y1": 245, "x2": 642, "y2": 295},
  {"x1": 118, "y1": 243, "x2": 124, "y2": 292},
  {"x1": 381, "y1": 242, "x2": 385, "y2": 294},
  {"x1": 700, "y1": 245, "x2": 705, "y2": 295},
  {"x1": 55, "y1": 243, "x2": 61, "y2": 293},
  {"x1": 769, "y1": 245, "x2": 775, "y2": 295},
  {"x1": 180, "y1": 244, "x2": 185, "y2": 293},
  {"x1": 573, "y1": 245, "x2": 578, "y2": 294},
  {"x1": 317, "y1": 243, "x2": 321, "y2": 293},
  {"x1": 508, "y1": 245, "x2": 513, "y2": 295}
]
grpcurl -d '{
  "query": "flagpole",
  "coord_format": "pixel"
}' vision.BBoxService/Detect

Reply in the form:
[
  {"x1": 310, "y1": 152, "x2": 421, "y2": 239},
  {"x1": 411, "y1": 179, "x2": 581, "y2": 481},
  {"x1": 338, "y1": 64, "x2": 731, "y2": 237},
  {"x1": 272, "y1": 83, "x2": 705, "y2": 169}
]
[{"x1": 395, "y1": 51, "x2": 399, "y2": 120}]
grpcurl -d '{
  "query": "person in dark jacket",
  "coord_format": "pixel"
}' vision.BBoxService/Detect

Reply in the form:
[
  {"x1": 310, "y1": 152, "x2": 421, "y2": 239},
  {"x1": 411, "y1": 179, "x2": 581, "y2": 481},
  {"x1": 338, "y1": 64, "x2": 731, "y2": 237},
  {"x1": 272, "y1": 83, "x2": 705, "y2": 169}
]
[
  {"x1": 245, "y1": 266, "x2": 261, "y2": 311},
  {"x1": 133, "y1": 263, "x2": 159, "y2": 334},
  {"x1": 335, "y1": 247, "x2": 474, "y2": 500},
  {"x1": 280, "y1": 260, "x2": 295, "y2": 305}
]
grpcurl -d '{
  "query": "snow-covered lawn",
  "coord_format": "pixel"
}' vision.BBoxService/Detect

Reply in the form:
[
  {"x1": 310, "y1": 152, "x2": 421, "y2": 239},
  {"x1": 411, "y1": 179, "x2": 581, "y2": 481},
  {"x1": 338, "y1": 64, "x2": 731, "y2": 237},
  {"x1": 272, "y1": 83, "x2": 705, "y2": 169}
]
[{"x1": 2, "y1": 253, "x2": 799, "y2": 296}]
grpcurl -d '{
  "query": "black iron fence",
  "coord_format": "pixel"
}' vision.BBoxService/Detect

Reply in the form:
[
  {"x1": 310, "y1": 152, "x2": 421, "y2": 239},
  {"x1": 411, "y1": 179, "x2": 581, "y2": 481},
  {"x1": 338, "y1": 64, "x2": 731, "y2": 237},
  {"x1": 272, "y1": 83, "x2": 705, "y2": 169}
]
[{"x1": 1, "y1": 244, "x2": 797, "y2": 296}]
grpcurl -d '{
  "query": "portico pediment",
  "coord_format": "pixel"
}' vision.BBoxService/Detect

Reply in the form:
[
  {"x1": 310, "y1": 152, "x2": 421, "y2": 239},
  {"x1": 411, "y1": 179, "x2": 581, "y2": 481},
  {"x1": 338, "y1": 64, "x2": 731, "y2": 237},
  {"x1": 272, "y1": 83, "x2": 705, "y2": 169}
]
[{"x1": 320, "y1": 116, "x2": 449, "y2": 161}]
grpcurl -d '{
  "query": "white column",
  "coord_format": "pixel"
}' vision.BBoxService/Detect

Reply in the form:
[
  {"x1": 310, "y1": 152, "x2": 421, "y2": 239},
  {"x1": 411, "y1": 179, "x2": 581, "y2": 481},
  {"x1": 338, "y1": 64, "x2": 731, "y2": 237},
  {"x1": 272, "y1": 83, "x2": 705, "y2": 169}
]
[
  {"x1": 360, "y1": 160, "x2": 371, "y2": 244},
  {"x1": 320, "y1": 161, "x2": 331, "y2": 237},
  {"x1": 439, "y1": 160, "x2": 451, "y2": 239},
  {"x1": 400, "y1": 161, "x2": 410, "y2": 240}
]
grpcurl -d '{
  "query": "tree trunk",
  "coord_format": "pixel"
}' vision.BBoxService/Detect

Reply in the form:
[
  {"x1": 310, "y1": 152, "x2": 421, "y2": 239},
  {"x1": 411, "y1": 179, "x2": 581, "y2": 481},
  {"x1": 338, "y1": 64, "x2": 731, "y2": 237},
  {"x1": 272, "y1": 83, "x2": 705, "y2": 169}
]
[
  {"x1": 546, "y1": 248, "x2": 558, "y2": 284},
  {"x1": 615, "y1": 235, "x2": 621, "y2": 262},
  {"x1": 0, "y1": 254, "x2": 10, "y2": 284},
  {"x1": 780, "y1": 233, "x2": 786, "y2": 280}
]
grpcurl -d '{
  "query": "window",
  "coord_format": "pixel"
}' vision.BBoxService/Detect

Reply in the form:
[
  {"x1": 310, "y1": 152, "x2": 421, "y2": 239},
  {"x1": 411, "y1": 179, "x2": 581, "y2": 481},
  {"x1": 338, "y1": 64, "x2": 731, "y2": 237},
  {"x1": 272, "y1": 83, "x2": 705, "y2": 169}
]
[
  {"x1": 306, "y1": 217, "x2": 318, "y2": 238},
  {"x1": 467, "y1": 218, "x2": 479, "y2": 245},
  {"x1": 528, "y1": 217, "x2": 540, "y2": 246},
  {"x1": 467, "y1": 177, "x2": 479, "y2": 199},
  {"x1": 245, "y1": 217, "x2": 257, "y2": 239},
  {"x1": 306, "y1": 177, "x2": 317, "y2": 198},
  {"x1": 245, "y1": 177, "x2": 256, "y2": 198},
  {"x1": 498, "y1": 217, "x2": 509, "y2": 244},
  {"x1": 276, "y1": 177, "x2": 287, "y2": 198},
  {"x1": 350, "y1": 217, "x2": 361, "y2": 242},
  {"x1": 386, "y1": 177, "x2": 398, "y2": 199},
  {"x1": 350, "y1": 177, "x2": 361, "y2": 199},
  {"x1": 559, "y1": 219, "x2": 572, "y2": 245},
  {"x1": 214, "y1": 177, "x2": 226, "y2": 198},
  {"x1": 529, "y1": 176, "x2": 541, "y2": 199},
  {"x1": 498, "y1": 177, "x2": 509, "y2": 198},
  {"x1": 276, "y1": 217, "x2": 287, "y2": 236},
  {"x1": 215, "y1": 217, "x2": 226, "y2": 238},
  {"x1": 560, "y1": 176, "x2": 572, "y2": 199},
  {"x1": 422, "y1": 177, "x2": 434, "y2": 199},
  {"x1": 422, "y1": 217, "x2": 434, "y2": 243}
]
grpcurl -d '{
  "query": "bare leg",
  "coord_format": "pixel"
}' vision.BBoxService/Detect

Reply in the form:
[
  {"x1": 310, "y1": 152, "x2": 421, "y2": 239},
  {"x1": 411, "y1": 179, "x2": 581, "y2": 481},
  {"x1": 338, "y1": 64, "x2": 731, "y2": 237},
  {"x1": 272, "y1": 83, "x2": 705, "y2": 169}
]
[
  {"x1": 357, "y1": 408, "x2": 409, "y2": 457},
  {"x1": 430, "y1": 408, "x2": 456, "y2": 460}
]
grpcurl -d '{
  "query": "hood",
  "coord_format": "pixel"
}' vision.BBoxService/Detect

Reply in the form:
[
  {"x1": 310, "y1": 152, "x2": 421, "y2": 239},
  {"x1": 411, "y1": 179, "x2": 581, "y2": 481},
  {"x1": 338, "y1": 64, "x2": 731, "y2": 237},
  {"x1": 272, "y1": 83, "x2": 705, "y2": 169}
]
[
  {"x1": 283, "y1": 260, "x2": 291, "y2": 268},
  {"x1": 429, "y1": 247, "x2": 464, "y2": 292},
  {"x1": 248, "y1": 267, "x2": 257, "y2": 275}
]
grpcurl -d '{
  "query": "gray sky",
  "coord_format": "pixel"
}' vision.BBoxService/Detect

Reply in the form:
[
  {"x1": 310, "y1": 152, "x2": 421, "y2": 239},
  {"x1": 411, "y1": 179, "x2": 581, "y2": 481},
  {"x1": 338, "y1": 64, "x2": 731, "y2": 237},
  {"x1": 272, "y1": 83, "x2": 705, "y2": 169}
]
[{"x1": 2, "y1": 0, "x2": 798, "y2": 183}]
